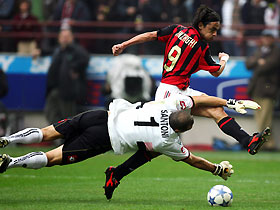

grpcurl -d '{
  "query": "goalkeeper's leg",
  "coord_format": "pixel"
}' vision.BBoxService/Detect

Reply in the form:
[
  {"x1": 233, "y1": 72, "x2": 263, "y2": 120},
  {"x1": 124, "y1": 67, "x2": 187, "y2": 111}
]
[
  {"x1": 0, "y1": 126, "x2": 63, "y2": 148},
  {"x1": 0, "y1": 128, "x2": 43, "y2": 147},
  {"x1": 104, "y1": 150, "x2": 160, "y2": 200},
  {"x1": 0, "y1": 145, "x2": 63, "y2": 173},
  {"x1": 0, "y1": 152, "x2": 48, "y2": 173}
]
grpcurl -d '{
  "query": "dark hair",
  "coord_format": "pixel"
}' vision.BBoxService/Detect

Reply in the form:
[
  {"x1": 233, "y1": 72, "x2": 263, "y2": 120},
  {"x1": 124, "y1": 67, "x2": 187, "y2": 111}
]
[
  {"x1": 169, "y1": 110, "x2": 194, "y2": 133},
  {"x1": 192, "y1": 5, "x2": 220, "y2": 30}
]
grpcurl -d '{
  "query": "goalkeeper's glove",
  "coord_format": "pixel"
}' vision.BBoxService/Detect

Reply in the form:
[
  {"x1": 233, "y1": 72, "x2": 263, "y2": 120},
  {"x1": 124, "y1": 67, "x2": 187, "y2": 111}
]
[
  {"x1": 226, "y1": 99, "x2": 261, "y2": 114},
  {"x1": 213, "y1": 161, "x2": 234, "y2": 180}
]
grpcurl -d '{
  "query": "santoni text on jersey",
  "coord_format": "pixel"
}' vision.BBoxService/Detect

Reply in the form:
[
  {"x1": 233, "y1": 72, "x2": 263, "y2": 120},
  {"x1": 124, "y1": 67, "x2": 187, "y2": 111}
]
[
  {"x1": 175, "y1": 31, "x2": 197, "y2": 48},
  {"x1": 160, "y1": 110, "x2": 169, "y2": 138}
]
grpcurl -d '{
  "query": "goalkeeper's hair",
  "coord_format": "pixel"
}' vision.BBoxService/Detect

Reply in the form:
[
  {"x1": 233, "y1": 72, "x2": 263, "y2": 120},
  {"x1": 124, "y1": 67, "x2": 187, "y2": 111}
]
[
  {"x1": 169, "y1": 110, "x2": 194, "y2": 133},
  {"x1": 192, "y1": 5, "x2": 220, "y2": 30}
]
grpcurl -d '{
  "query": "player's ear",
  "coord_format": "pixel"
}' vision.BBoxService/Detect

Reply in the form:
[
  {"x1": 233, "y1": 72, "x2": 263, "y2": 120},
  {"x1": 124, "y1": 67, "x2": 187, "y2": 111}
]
[{"x1": 198, "y1": 22, "x2": 205, "y2": 30}]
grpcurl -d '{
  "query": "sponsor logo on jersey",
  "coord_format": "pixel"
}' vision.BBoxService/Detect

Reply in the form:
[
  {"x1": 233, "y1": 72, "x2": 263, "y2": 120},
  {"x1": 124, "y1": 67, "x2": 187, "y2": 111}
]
[
  {"x1": 160, "y1": 110, "x2": 169, "y2": 138},
  {"x1": 175, "y1": 31, "x2": 197, "y2": 48}
]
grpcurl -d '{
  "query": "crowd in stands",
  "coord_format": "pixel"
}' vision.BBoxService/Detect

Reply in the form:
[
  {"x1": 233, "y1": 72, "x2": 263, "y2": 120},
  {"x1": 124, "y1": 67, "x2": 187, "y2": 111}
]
[{"x1": 0, "y1": 0, "x2": 280, "y2": 55}]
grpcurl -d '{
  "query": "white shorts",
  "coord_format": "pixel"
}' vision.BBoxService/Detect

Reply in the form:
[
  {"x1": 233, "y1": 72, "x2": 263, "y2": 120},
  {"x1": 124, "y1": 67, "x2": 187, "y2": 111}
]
[{"x1": 155, "y1": 83, "x2": 205, "y2": 100}]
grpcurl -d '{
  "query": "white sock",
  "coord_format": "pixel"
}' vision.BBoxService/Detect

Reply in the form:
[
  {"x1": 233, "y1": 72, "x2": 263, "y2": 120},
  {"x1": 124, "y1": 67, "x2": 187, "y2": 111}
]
[
  {"x1": 8, "y1": 151, "x2": 48, "y2": 169},
  {"x1": 6, "y1": 128, "x2": 43, "y2": 144}
]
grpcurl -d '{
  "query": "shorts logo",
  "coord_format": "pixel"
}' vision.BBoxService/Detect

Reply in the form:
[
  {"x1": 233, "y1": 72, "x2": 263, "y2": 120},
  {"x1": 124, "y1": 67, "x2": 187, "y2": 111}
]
[{"x1": 67, "y1": 155, "x2": 78, "y2": 163}]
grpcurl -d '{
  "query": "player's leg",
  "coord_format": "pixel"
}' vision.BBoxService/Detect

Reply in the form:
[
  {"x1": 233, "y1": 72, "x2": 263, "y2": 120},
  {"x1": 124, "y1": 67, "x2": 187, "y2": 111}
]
[
  {"x1": 55, "y1": 110, "x2": 112, "y2": 165},
  {"x1": 0, "y1": 115, "x2": 112, "y2": 173},
  {"x1": 191, "y1": 105, "x2": 270, "y2": 154},
  {"x1": 157, "y1": 85, "x2": 270, "y2": 154},
  {"x1": 0, "y1": 145, "x2": 64, "y2": 173},
  {"x1": 0, "y1": 125, "x2": 63, "y2": 148},
  {"x1": 0, "y1": 110, "x2": 111, "y2": 173},
  {"x1": 104, "y1": 150, "x2": 160, "y2": 200},
  {"x1": 46, "y1": 145, "x2": 63, "y2": 166},
  {"x1": 0, "y1": 108, "x2": 105, "y2": 148},
  {"x1": 155, "y1": 83, "x2": 180, "y2": 100}
]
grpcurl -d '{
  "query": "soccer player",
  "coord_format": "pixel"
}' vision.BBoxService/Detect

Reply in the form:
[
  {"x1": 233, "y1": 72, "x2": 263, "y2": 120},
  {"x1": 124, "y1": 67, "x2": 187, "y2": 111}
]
[
  {"x1": 112, "y1": 5, "x2": 268, "y2": 154},
  {"x1": 0, "y1": 95, "x2": 260, "y2": 193},
  {"x1": 107, "y1": 6, "x2": 271, "y2": 199}
]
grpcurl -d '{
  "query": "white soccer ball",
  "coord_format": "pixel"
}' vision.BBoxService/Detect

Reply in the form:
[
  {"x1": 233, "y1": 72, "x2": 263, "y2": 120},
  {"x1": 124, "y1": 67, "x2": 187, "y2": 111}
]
[{"x1": 207, "y1": 185, "x2": 233, "y2": 207}]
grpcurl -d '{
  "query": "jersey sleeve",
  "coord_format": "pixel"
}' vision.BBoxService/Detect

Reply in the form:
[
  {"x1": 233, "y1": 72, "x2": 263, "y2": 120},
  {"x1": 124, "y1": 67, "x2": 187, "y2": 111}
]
[
  {"x1": 159, "y1": 141, "x2": 190, "y2": 161},
  {"x1": 175, "y1": 94, "x2": 194, "y2": 110},
  {"x1": 198, "y1": 47, "x2": 221, "y2": 73},
  {"x1": 157, "y1": 24, "x2": 179, "y2": 42},
  {"x1": 161, "y1": 94, "x2": 194, "y2": 111}
]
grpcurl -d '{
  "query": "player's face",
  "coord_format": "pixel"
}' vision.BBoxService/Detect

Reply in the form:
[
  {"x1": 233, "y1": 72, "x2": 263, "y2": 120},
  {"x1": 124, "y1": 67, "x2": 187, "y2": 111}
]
[
  {"x1": 58, "y1": 30, "x2": 74, "y2": 48},
  {"x1": 261, "y1": 35, "x2": 274, "y2": 47},
  {"x1": 198, "y1": 21, "x2": 220, "y2": 42}
]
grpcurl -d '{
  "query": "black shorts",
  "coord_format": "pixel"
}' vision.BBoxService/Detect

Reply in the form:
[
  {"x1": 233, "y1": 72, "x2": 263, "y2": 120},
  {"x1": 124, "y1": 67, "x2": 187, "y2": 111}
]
[{"x1": 53, "y1": 110, "x2": 112, "y2": 165}]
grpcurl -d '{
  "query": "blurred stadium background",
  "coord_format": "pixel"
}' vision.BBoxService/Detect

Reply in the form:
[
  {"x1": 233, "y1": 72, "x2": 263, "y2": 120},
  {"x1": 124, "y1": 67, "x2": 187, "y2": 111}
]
[{"x1": 1, "y1": 1, "x2": 280, "y2": 209}]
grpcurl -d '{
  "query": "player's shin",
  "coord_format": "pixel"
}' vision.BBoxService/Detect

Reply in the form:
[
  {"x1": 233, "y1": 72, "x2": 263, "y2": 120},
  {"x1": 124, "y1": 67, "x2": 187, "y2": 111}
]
[
  {"x1": 114, "y1": 150, "x2": 153, "y2": 181},
  {"x1": 8, "y1": 151, "x2": 48, "y2": 170},
  {"x1": 217, "y1": 116, "x2": 250, "y2": 148},
  {"x1": 3, "y1": 128, "x2": 43, "y2": 145}
]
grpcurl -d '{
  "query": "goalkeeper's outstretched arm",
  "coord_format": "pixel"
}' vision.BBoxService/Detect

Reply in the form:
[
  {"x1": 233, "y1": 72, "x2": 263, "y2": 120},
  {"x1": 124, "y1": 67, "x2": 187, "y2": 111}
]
[{"x1": 182, "y1": 152, "x2": 234, "y2": 180}]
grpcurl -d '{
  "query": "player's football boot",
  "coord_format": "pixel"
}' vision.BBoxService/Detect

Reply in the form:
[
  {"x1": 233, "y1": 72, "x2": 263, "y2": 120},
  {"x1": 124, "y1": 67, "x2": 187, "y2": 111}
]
[
  {"x1": 0, "y1": 137, "x2": 9, "y2": 148},
  {"x1": 0, "y1": 154, "x2": 11, "y2": 173},
  {"x1": 103, "y1": 166, "x2": 120, "y2": 200},
  {"x1": 247, "y1": 127, "x2": 271, "y2": 155}
]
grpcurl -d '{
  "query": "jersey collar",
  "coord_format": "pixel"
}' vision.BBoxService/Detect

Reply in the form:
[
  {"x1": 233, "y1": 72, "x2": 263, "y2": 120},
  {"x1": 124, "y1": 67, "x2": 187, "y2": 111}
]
[{"x1": 189, "y1": 26, "x2": 201, "y2": 39}]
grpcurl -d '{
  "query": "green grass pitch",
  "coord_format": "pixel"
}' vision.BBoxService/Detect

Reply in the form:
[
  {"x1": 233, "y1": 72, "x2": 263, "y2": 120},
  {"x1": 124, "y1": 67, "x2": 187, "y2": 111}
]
[{"x1": 1, "y1": 147, "x2": 280, "y2": 210}]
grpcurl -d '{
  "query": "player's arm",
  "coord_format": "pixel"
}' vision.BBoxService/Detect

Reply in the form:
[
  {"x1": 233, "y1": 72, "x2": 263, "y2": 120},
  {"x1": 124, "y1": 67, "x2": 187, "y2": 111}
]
[
  {"x1": 210, "y1": 52, "x2": 229, "y2": 77},
  {"x1": 191, "y1": 95, "x2": 261, "y2": 114},
  {"x1": 112, "y1": 31, "x2": 157, "y2": 56},
  {"x1": 191, "y1": 95, "x2": 227, "y2": 107},
  {"x1": 182, "y1": 152, "x2": 234, "y2": 180}
]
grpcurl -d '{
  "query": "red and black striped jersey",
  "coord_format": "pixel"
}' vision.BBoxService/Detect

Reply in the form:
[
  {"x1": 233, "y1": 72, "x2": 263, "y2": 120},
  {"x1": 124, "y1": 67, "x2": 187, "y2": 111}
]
[{"x1": 157, "y1": 24, "x2": 221, "y2": 90}]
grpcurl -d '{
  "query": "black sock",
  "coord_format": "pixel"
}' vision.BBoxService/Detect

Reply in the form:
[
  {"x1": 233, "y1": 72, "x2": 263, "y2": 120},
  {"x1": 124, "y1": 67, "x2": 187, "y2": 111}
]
[
  {"x1": 114, "y1": 150, "x2": 151, "y2": 181},
  {"x1": 218, "y1": 116, "x2": 251, "y2": 148}
]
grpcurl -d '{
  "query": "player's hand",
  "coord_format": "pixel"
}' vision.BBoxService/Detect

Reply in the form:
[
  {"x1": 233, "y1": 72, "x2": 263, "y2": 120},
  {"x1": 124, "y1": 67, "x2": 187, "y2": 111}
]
[
  {"x1": 213, "y1": 161, "x2": 234, "y2": 181},
  {"x1": 218, "y1": 52, "x2": 229, "y2": 62},
  {"x1": 226, "y1": 99, "x2": 261, "y2": 114},
  {"x1": 112, "y1": 44, "x2": 124, "y2": 56}
]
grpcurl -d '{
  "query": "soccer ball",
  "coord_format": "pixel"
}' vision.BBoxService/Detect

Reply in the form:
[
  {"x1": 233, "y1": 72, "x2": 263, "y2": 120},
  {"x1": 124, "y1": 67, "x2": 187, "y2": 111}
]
[{"x1": 207, "y1": 185, "x2": 233, "y2": 207}]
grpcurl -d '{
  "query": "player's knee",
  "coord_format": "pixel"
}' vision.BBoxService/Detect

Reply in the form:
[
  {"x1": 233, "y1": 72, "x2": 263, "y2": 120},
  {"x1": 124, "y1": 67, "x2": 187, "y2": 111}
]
[
  {"x1": 41, "y1": 125, "x2": 63, "y2": 141},
  {"x1": 45, "y1": 151, "x2": 62, "y2": 167},
  {"x1": 207, "y1": 106, "x2": 227, "y2": 121},
  {"x1": 211, "y1": 106, "x2": 225, "y2": 114},
  {"x1": 46, "y1": 156, "x2": 61, "y2": 167}
]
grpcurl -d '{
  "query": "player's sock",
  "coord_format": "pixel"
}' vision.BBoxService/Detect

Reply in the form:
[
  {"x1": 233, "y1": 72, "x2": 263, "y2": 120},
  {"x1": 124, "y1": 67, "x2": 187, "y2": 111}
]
[
  {"x1": 218, "y1": 116, "x2": 250, "y2": 148},
  {"x1": 8, "y1": 151, "x2": 48, "y2": 169},
  {"x1": 5, "y1": 128, "x2": 43, "y2": 145},
  {"x1": 114, "y1": 150, "x2": 151, "y2": 181}
]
